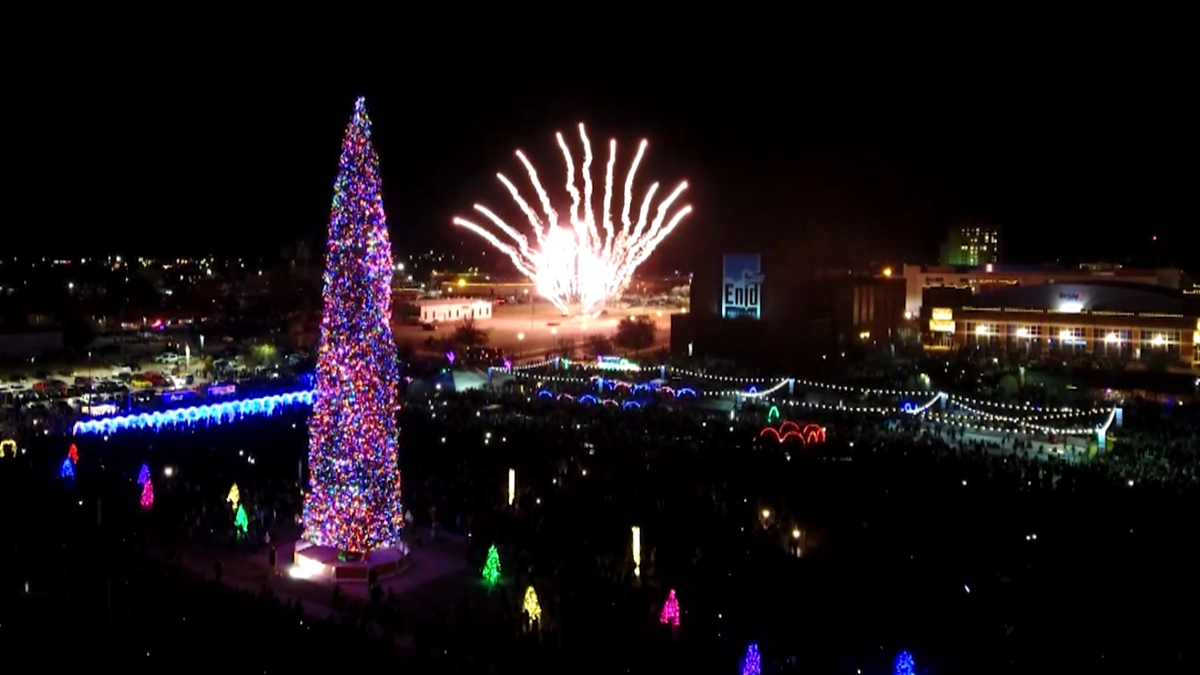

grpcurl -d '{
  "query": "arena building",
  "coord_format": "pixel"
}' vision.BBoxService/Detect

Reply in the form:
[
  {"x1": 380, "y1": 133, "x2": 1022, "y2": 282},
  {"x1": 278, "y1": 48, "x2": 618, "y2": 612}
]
[
  {"x1": 923, "y1": 281, "x2": 1199, "y2": 371},
  {"x1": 903, "y1": 263, "x2": 1186, "y2": 317}
]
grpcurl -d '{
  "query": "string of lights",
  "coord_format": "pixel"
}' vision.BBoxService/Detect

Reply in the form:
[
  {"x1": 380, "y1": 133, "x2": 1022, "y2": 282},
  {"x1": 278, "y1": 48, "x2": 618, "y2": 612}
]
[
  {"x1": 72, "y1": 391, "x2": 315, "y2": 435},
  {"x1": 505, "y1": 364, "x2": 1106, "y2": 417},
  {"x1": 302, "y1": 97, "x2": 403, "y2": 554}
]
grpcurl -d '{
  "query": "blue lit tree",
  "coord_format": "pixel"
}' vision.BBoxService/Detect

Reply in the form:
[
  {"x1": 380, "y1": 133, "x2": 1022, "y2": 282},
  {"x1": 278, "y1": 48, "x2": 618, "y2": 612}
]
[
  {"x1": 301, "y1": 97, "x2": 403, "y2": 554},
  {"x1": 740, "y1": 642, "x2": 761, "y2": 675},
  {"x1": 894, "y1": 650, "x2": 915, "y2": 675}
]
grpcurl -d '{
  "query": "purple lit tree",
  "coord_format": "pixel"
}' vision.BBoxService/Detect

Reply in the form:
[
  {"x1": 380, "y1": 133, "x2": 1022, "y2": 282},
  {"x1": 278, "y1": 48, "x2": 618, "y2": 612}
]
[
  {"x1": 740, "y1": 643, "x2": 761, "y2": 675},
  {"x1": 301, "y1": 97, "x2": 403, "y2": 554}
]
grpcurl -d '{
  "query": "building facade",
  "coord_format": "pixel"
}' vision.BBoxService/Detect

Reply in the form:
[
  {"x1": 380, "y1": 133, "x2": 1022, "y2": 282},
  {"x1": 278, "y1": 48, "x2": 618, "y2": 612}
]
[
  {"x1": 939, "y1": 222, "x2": 1001, "y2": 266},
  {"x1": 903, "y1": 264, "x2": 1186, "y2": 317},
  {"x1": 671, "y1": 250, "x2": 906, "y2": 367},
  {"x1": 924, "y1": 282, "x2": 1198, "y2": 370},
  {"x1": 417, "y1": 298, "x2": 493, "y2": 323}
]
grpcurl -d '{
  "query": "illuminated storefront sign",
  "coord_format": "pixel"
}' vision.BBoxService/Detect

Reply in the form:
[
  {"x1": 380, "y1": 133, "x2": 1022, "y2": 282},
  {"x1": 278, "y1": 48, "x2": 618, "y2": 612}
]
[
  {"x1": 929, "y1": 308, "x2": 955, "y2": 333},
  {"x1": 722, "y1": 254, "x2": 763, "y2": 319},
  {"x1": 596, "y1": 356, "x2": 639, "y2": 371}
]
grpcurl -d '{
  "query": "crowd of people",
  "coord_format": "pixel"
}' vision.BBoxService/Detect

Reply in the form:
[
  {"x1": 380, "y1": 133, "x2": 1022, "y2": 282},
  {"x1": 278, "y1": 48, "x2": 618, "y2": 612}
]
[{"x1": 1, "y1": 368, "x2": 1197, "y2": 672}]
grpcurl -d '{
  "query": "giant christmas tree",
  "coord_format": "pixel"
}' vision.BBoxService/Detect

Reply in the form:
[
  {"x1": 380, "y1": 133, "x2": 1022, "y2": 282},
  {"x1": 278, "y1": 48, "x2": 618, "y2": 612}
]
[{"x1": 302, "y1": 96, "x2": 403, "y2": 554}]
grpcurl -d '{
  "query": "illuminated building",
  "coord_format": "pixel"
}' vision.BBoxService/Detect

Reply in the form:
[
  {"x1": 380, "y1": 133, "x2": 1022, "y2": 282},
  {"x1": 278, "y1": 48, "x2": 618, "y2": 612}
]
[
  {"x1": 924, "y1": 281, "x2": 1198, "y2": 370},
  {"x1": 672, "y1": 251, "x2": 906, "y2": 366},
  {"x1": 939, "y1": 221, "x2": 1000, "y2": 266},
  {"x1": 903, "y1": 263, "x2": 1187, "y2": 317},
  {"x1": 416, "y1": 298, "x2": 493, "y2": 323}
]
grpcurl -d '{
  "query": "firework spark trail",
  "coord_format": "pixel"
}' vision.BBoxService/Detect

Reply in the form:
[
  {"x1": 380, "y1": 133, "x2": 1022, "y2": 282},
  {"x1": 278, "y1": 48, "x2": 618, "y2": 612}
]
[
  {"x1": 602, "y1": 139, "x2": 617, "y2": 263},
  {"x1": 579, "y1": 124, "x2": 600, "y2": 251},
  {"x1": 556, "y1": 133, "x2": 584, "y2": 246},
  {"x1": 453, "y1": 124, "x2": 690, "y2": 315},
  {"x1": 620, "y1": 140, "x2": 649, "y2": 245}
]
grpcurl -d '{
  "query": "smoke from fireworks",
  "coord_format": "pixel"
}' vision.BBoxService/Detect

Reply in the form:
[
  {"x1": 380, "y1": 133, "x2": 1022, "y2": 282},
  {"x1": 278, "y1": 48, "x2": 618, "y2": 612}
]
[{"x1": 453, "y1": 124, "x2": 691, "y2": 315}]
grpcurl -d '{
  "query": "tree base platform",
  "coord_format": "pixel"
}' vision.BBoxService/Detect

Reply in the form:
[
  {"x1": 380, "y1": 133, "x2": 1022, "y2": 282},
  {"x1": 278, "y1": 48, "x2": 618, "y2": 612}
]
[{"x1": 290, "y1": 540, "x2": 408, "y2": 582}]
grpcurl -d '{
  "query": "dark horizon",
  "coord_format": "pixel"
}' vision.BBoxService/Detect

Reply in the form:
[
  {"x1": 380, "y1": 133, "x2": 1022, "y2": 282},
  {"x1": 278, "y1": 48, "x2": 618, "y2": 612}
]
[{"x1": 8, "y1": 50, "x2": 1194, "y2": 274}]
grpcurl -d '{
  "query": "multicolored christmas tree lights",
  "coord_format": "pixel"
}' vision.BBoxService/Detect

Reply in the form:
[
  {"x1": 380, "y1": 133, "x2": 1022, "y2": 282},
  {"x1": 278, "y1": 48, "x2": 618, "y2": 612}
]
[
  {"x1": 659, "y1": 589, "x2": 680, "y2": 626},
  {"x1": 140, "y1": 478, "x2": 154, "y2": 509},
  {"x1": 482, "y1": 545, "x2": 501, "y2": 585},
  {"x1": 740, "y1": 643, "x2": 761, "y2": 675},
  {"x1": 894, "y1": 650, "x2": 915, "y2": 675},
  {"x1": 301, "y1": 97, "x2": 403, "y2": 554},
  {"x1": 137, "y1": 463, "x2": 150, "y2": 485}
]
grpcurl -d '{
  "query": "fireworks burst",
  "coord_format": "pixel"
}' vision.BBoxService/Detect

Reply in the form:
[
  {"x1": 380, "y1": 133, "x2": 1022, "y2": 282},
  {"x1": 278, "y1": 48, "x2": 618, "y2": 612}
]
[{"x1": 453, "y1": 124, "x2": 691, "y2": 315}]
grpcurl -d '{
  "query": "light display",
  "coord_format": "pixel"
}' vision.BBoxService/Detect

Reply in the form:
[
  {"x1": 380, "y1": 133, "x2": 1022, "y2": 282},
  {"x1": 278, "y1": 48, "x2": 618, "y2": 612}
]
[
  {"x1": 740, "y1": 643, "x2": 761, "y2": 675},
  {"x1": 631, "y1": 525, "x2": 641, "y2": 577},
  {"x1": 137, "y1": 463, "x2": 150, "y2": 485},
  {"x1": 893, "y1": 650, "x2": 915, "y2": 675},
  {"x1": 722, "y1": 254, "x2": 764, "y2": 319},
  {"x1": 227, "y1": 483, "x2": 240, "y2": 509},
  {"x1": 482, "y1": 544, "x2": 501, "y2": 585},
  {"x1": 659, "y1": 589, "x2": 680, "y2": 626},
  {"x1": 72, "y1": 390, "x2": 314, "y2": 435},
  {"x1": 0, "y1": 439, "x2": 18, "y2": 458},
  {"x1": 522, "y1": 585, "x2": 541, "y2": 622},
  {"x1": 759, "y1": 422, "x2": 825, "y2": 444},
  {"x1": 507, "y1": 469, "x2": 515, "y2": 506},
  {"x1": 302, "y1": 97, "x2": 403, "y2": 555},
  {"x1": 60, "y1": 457, "x2": 75, "y2": 480},
  {"x1": 140, "y1": 478, "x2": 154, "y2": 509},
  {"x1": 68, "y1": 443, "x2": 78, "y2": 463},
  {"x1": 234, "y1": 503, "x2": 249, "y2": 536},
  {"x1": 453, "y1": 123, "x2": 692, "y2": 315},
  {"x1": 596, "y1": 355, "x2": 639, "y2": 371}
]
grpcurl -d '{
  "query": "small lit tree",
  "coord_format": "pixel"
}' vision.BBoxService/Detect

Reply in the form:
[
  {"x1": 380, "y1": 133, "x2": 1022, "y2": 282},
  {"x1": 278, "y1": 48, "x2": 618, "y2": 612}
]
[
  {"x1": 68, "y1": 443, "x2": 78, "y2": 464},
  {"x1": 140, "y1": 478, "x2": 154, "y2": 509},
  {"x1": 227, "y1": 483, "x2": 240, "y2": 509},
  {"x1": 137, "y1": 463, "x2": 150, "y2": 485},
  {"x1": 522, "y1": 585, "x2": 541, "y2": 625},
  {"x1": 60, "y1": 457, "x2": 75, "y2": 480},
  {"x1": 659, "y1": 589, "x2": 680, "y2": 626},
  {"x1": 234, "y1": 503, "x2": 249, "y2": 536},
  {"x1": 481, "y1": 544, "x2": 501, "y2": 585},
  {"x1": 740, "y1": 643, "x2": 761, "y2": 675},
  {"x1": 894, "y1": 650, "x2": 915, "y2": 675}
]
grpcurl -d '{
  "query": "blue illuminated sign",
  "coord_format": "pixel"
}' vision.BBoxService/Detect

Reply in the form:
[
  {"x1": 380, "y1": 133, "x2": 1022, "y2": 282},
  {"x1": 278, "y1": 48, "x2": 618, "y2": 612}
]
[{"x1": 722, "y1": 254, "x2": 763, "y2": 319}]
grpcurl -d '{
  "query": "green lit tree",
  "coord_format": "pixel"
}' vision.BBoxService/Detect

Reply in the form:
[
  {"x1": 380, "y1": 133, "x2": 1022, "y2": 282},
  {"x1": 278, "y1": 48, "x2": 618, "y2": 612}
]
[
  {"x1": 234, "y1": 503, "x2": 249, "y2": 536},
  {"x1": 482, "y1": 544, "x2": 501, "y2": 585}
]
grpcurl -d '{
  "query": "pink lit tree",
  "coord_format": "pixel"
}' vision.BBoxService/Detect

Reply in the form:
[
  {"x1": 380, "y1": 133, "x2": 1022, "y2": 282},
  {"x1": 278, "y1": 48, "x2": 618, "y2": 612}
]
[
  {"x1": 140, "y1": 478, "x2": 154, "y2": 509},
  {"x1": 658, "y1": 589, "x2": 680, "y2": 626}
]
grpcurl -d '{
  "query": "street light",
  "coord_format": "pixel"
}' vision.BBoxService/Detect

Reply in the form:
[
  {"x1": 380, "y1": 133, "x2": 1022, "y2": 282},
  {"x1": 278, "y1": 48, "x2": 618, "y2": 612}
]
[{"x1": 525, "y1": 289, "x2": 533, "y2": 330}]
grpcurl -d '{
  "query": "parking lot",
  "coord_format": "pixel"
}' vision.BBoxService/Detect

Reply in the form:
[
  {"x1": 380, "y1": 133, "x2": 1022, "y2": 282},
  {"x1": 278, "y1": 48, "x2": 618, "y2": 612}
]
[{"x1": 393, "y1": 301, "x2": 679, "y2": 361}]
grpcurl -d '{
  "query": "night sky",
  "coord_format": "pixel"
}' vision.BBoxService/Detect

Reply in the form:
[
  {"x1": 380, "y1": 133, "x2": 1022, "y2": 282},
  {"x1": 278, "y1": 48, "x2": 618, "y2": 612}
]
[{"x1": 9, "y1": 43, "x2": 1194, "y2": 274}]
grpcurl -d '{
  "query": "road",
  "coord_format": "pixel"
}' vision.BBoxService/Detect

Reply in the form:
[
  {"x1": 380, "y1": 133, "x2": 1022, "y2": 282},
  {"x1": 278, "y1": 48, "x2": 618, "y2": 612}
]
[{"x1": 394, "y1": 302, "x2": 677, "y2": 361}]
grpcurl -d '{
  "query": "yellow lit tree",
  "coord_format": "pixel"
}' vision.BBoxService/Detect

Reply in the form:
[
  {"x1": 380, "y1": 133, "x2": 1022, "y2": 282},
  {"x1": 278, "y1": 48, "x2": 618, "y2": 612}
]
[
  {"x1": 522, "y1": 585, "x2": 541, "y2": 625},
  {"x1": 227, "y1": 483, "x2": 240, "y2": 509}
]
